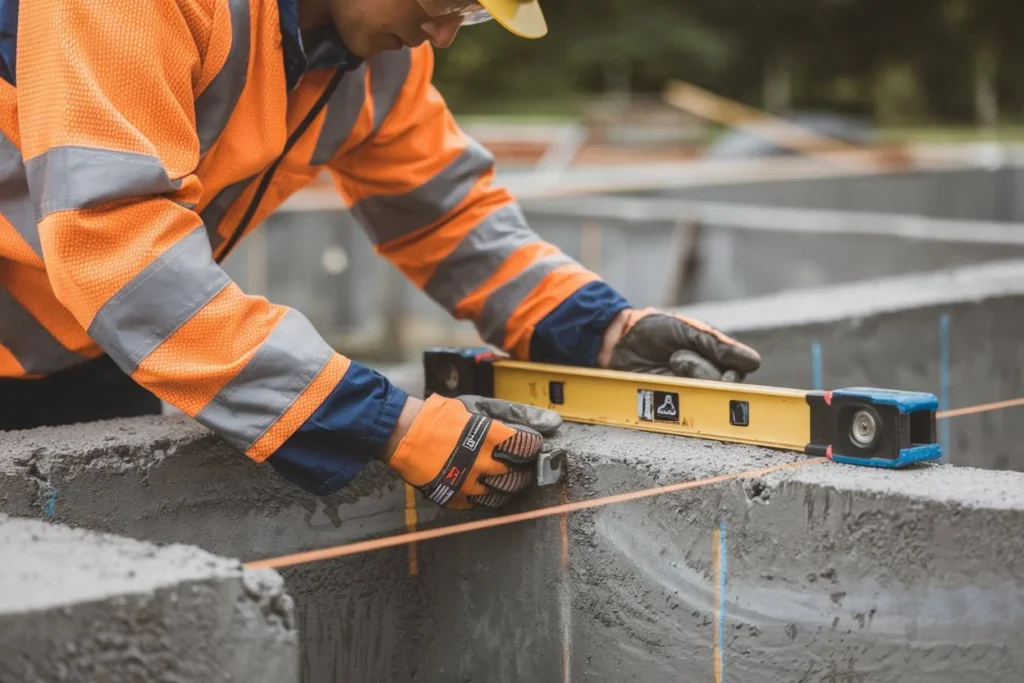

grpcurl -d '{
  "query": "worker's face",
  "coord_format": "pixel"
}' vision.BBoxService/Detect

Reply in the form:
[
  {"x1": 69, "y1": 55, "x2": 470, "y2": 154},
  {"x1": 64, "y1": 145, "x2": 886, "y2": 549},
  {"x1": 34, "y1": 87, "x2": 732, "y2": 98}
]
[{"x1": 329, "y1": 0, "x2": 466, "y2": 58}]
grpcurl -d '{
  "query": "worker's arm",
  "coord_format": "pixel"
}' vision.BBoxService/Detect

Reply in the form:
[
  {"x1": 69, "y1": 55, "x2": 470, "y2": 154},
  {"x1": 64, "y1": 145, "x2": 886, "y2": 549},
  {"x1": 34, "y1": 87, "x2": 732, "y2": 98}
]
[
  {"x1": 327, "y1": 44, "x2": 632, "y2": 368},
  {"x1": 17, "y1": 0, "x2": 410, "y2": 496},
  {"x1": 327, "y1": 44, "x2": 760, "y2": 380}
]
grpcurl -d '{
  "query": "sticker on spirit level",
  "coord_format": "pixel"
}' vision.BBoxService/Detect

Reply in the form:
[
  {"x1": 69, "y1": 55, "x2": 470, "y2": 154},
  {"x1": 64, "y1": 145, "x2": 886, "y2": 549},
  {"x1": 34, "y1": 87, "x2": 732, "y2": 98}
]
[{"x1": 638, "y1": 389, "x2": 681, "y2": 423}]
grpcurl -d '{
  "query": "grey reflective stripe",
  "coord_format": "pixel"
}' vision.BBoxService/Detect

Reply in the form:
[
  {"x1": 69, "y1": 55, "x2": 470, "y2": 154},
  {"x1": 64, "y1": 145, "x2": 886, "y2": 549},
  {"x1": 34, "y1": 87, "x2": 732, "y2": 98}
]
[
  {"x1": 424, "y1": 204, "x2": 540, "y2": 312},
  {"x1": 368, "y1": 48, "x2": 412, "y2": 132},
  {"x1": 201, "y1": 175, "x2": 255, "y2": 251},
  {"x1": 478, "y1": 252, "x2": 576, "y2": 347},
  {"x1": 310, "y1": 63, "x2": 368, "y2": 166},
  {"x1": 0, "y1": 131, "x2": 38, "y2": 256},
  {"x1": 26, "y1": 147, "x2": 183, "y2": 221},
  {"x1": 87, "y1": 225, "x2": 231, "y2": 374},
  {"x1": 0, "y1": 287, "x2": 84, "y2": 374},
  {"x1": 195, "y1": 0, "x2": 250, "y2": 156},
  {"x1": 194, "y1": 308, "x2": 333, "y2": 452},
  {"x1": 353, "y1": 138, "x2": 494, "y2": 245}
]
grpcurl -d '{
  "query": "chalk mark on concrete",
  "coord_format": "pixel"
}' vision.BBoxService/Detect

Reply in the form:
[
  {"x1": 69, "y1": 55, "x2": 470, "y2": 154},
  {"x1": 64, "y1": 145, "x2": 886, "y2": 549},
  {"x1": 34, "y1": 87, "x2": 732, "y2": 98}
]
[
  {"x1": 714, "y1": 519, "x2": 727, "y2": 683},
  {"x1": 404, "y1": 483, "x2": 419, "y2": 576},
  {"x1": 560, "y1": 478, "x2": 571, "y2": 683},
  {"x1": 43, "y1": 490, "x2": 56, "y2": 518},
  {"x1": 939, "y1": 313, "x2": 951, "y2": 460}
]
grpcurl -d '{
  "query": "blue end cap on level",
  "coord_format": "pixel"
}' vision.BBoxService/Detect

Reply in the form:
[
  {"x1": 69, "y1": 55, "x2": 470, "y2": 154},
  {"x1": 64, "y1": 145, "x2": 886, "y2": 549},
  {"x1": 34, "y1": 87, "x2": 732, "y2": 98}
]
[
  {"x1": 831, "y1": 443, "x2": 943, "y2": 469},
  {"x1": 832, "y1": 387, "x2": 939, "y2": 413}
]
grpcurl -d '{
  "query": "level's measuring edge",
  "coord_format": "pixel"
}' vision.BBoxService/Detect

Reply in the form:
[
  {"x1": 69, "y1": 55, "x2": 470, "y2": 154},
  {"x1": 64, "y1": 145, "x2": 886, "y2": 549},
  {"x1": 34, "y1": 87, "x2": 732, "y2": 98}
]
[{"x1": 492, "y1": 360, "x2": 813, "y2": 453}]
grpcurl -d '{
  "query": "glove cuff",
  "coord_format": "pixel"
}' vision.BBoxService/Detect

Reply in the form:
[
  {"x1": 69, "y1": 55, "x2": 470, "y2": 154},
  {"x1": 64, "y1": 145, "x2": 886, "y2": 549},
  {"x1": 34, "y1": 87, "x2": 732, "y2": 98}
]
[{"x1": 388, "y1": 394, "x2": 471, "y2": 486}]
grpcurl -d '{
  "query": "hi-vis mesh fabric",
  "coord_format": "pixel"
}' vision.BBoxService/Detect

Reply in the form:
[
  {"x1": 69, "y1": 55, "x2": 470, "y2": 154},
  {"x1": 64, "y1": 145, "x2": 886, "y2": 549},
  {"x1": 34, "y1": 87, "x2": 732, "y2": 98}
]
[{"x1": 0, "y1": 0, "x2": 599, "y2": 462}]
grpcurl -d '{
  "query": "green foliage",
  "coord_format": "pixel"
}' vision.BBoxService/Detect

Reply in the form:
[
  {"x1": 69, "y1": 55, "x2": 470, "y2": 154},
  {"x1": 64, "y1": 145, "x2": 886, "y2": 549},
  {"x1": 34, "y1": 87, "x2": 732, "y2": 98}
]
[{"x1": 431, "y1": 0, "x2": 1024, "y2": 126}]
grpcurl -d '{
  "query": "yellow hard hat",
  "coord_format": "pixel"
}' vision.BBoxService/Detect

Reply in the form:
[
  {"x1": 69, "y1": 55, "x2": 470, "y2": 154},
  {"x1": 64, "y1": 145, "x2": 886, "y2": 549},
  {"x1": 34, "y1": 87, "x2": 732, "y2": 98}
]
[{"x1": 477, "y1": 0, "x2": 547, "y2": 39}]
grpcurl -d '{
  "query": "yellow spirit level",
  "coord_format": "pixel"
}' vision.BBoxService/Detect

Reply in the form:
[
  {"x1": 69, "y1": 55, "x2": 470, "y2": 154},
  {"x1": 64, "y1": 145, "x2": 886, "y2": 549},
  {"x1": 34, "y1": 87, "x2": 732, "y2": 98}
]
[{"x1": 423, "y1": 348, "x2": 942, "y2": 469}]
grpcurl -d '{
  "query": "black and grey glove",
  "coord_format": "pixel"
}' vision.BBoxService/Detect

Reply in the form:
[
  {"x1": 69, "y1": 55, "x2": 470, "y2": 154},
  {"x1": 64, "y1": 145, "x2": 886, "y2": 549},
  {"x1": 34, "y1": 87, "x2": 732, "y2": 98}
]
[
  {"x1": 456, "y1": 395, "x2": 563, "y2": 436},
  {"x1": 452, "y1": 395, "x2": 562, "y2": 507},
  {"x1": 607, "y1": 308, "x2": 762, "y2": 382}
]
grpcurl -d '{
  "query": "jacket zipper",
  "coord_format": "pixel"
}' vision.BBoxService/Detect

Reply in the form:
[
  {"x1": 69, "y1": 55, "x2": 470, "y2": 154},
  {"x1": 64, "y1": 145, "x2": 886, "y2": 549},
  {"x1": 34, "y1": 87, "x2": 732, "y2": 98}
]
[{"x1": 215, "y1": 68, "x2": 347, "y2": 263}]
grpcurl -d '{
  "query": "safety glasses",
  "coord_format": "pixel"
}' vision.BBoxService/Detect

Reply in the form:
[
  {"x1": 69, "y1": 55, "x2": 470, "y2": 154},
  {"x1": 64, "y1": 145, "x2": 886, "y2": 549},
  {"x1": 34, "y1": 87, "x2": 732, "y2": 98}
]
[{"x1": 417, "y1": 0, "x2": 494, "y2": 26}]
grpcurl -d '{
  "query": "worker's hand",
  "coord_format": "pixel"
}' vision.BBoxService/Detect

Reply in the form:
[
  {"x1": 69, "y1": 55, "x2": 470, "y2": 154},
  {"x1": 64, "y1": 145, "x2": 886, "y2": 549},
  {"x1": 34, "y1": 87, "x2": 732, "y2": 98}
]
[
  {"x1": 380, "y1": 393, "x2": 561, "y2": 510},
  {"x1": 598, "y1": 307, "x2": 761, "y2": 382}
]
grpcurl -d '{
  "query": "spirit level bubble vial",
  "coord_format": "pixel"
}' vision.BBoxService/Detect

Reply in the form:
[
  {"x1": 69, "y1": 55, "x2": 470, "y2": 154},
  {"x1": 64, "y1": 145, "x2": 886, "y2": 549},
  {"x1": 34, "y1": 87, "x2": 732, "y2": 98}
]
[{"x1": 423, "y1": 348, "x2": 942, "y2": 469}]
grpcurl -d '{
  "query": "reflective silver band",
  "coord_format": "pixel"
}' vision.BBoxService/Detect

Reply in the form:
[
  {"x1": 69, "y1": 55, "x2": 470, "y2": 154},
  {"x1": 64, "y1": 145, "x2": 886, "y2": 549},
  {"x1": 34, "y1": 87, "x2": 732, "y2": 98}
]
[
  {"x1": 353, "y1": 139, "x2": 494, "y2": 245},
  {"x1": 478, "y1": 252, "x2": 576, "y2": 347},
  {"x1": 0, "y1": 131, "x2": 38, "y2": 256},
  {"x1": 424, "y1": 204, "x2": 540, "y2": 312},
  {"x1": 310, "y1": 63, "x2": 368, "y2": 166},
  {"x1": 195, "y1": 0, "x2": 251, "y2": 156},
  {"x1": 87, "y1": 225, "x2": 231, "y2": 374},
  {"x1": 0, "y1": 288, "x2": 85, "y2": 374},
  {"x1": 26, "y1": 146, "x2": 183, "y2": 221},
  {"x1": 368, "y1": 48, "x2": 412, "y2": 133},
  {"x1": 194, "y1": 307, "x2": 334, "y2": 452}
]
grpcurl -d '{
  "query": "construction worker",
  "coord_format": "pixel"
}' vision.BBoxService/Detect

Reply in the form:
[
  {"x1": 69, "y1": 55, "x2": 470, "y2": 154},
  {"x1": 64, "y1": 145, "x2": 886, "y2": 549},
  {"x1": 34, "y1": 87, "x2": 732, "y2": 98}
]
[{"x1": 0, "y1": 0, "x2": 760, "y2": 509}]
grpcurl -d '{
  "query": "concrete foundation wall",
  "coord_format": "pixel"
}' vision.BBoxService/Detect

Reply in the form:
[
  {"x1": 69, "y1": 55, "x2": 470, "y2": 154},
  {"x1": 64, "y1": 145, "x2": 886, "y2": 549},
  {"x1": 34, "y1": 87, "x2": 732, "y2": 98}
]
[
  {"x1": 226, "y1": 166, "x2": 1024, "y2": 336},
  {"x1": 666, "y1": 166, "x2": 1024, "y2": 222},
  {"x1": 2, "y1": 400, "x2": 1024, "y2": 680},
  {"x1": 3, "y1": 257, "x2": 1024, "y2": 682},
  {"x1": 0, "y1": 514, "x2": 298, "y2": 683}
]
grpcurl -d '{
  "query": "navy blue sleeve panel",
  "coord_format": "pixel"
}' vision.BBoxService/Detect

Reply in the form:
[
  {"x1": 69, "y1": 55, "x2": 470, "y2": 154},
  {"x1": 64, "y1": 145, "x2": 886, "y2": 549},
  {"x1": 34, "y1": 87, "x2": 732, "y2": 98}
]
[
  {"x1": 0, "y1": 0, "x2": 19, "y2": 85},
  {"x1": 267, "y1": 361, "x2": 409, "y2": 496},
  {"x1": 529, "y1": 280, "x2": 632, "y2": 368}
]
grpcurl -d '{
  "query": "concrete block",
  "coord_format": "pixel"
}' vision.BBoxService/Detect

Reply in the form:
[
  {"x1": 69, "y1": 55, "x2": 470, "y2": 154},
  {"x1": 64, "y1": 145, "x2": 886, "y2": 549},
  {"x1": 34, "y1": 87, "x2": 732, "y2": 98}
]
[
  {"x1": 3, "y1": 259, "x2": 1024, "y2": 681},
  {"x1": 676, "y1": 258, "x2": 1024, "y2": 472},
  {"x1": 2, "y1": 402, "x2": 1024, "y2": 681},
  {"x1": 0, "y1": 514, "x2": 298, "y2": 682}
]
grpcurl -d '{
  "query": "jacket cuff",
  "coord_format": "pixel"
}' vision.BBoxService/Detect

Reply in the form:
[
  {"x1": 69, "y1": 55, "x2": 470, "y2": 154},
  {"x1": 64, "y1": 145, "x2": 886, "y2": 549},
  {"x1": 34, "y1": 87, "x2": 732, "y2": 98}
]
[
  {"x1": 267, "y1": 361, "x2": 409, "y2": 496},
  {"x1": 529, "y1": 280, "x2": 631, "y2": 367}
]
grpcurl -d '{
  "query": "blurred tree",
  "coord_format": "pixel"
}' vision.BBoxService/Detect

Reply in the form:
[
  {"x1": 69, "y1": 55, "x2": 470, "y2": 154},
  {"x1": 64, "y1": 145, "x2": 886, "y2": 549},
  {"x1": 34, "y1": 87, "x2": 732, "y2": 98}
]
[{"x1": 430, "y1": 0, "x2": 1024, "y2": 128}]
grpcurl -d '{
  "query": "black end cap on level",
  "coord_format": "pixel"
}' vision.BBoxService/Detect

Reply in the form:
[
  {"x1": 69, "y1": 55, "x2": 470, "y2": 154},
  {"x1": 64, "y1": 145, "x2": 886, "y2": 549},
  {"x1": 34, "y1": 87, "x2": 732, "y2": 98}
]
[{"x1": 423, "y1": 348, "x2": 497, "y2": 399}]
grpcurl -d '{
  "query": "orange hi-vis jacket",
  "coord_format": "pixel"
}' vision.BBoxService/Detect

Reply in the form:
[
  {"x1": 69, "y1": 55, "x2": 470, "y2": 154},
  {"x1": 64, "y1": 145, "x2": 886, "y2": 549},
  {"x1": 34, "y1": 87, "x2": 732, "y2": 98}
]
[{"x1": 0, "y1": 0, "x2": 630, "y2": 493}]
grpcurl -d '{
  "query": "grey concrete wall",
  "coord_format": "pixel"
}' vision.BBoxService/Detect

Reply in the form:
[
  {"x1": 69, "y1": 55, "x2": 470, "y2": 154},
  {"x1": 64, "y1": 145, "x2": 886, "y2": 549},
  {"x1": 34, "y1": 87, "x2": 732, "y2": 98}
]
[
  {"x1": 225, "y1": 197, "x2": 1024, "y2": 339},
  {"x1": 0, "y1": 514, "x2": 298, "y2": 682},
  {"x1": 0, "y1": 416, "x2": 563, "y2": 683},
  {"x1": 2, "y1": 387, "x2": 1023, "y2": 682},
  {"x1": 676, "y1": 258, "x2": 1024, "y2": 473},
  {"x1": 665, "y1": 167, "x2": 1024, "y2": 222},
  {"x1": 4, "y1": 255, "x2": 1024, "y2": 682}
]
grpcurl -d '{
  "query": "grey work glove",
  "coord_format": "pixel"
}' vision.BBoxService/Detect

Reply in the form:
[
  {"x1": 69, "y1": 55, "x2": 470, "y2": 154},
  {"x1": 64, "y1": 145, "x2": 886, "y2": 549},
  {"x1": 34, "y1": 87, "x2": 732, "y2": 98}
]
[
  {"x1": 456, "y1": 395, "x2": 563, "y2": 436},
  {"x1": 607, "y1": 308, "x2": 762, "y2": 382}
]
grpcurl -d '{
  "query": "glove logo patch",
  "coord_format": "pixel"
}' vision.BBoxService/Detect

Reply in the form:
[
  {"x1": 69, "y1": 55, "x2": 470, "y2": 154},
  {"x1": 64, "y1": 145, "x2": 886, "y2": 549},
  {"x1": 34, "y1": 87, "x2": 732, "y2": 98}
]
[
  {"x1": 638, "y1": 389, "x2": 683, "y2": 423},
  {"x1": 422, "y1": 413, "x2": 491, "y2": 507},
  {"x1": 443, "y1": 465, "x2": 462, "y2": 486}
]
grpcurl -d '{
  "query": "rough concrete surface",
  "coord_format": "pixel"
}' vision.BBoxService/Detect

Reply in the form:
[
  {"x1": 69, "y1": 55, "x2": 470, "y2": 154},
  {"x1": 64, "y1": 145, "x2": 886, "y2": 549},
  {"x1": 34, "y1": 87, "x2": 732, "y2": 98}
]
[
  {"x1": 676, "y1": 258, "x2": 1024, "y2": 473},
  {"x1": 3, "y1": 257, "x2": 1024, "y2": 682},
  {"x1": 3, "y1": 388, "x2": 1024, "y2": 682},
  {"x1": 553, "y1": 424, "x2": 1024, "y2": 683},
  {"x1": 0, "y1": 514, "x2": 297, "y2": 683},
  {"x1": 0, "y1": 415, "x2": 561, "y2": 683}
]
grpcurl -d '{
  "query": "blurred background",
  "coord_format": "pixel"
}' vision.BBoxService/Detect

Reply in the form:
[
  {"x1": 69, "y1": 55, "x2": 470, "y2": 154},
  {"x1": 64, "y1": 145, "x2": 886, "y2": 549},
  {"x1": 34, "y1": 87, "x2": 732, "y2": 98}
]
[{"x1": 222, "y1": 1, "x2": 1024, "y2": 364}]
